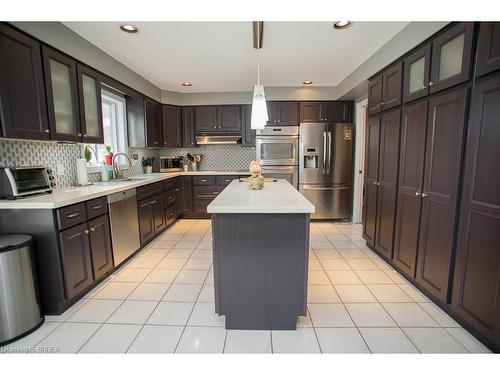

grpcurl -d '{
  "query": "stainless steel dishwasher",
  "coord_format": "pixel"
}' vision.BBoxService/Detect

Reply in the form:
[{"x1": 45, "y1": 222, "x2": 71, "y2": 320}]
[{"x1": 107, "y1": 189, "x2": 141, "y2": 266}]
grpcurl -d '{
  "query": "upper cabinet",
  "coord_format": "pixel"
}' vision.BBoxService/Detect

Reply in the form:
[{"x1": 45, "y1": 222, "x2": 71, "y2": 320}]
[
  {"x1": 181, "y1": 106, "x2": 196, "y2": 147},
  {"x1": 42, "y1": 46, "x2": 81, "y2": 142},
  {"x1": 403, "y1": 45, "x2": 432, "y2": 103},
  {"x1": 145, "y1": 97, "x2": 162, "y2": 147},
  {"x1": 195, "y1": 105, "x2": 242, "y2": 133},
  {"x1": 241, "y1": 105, "x2": 255, "y2": 147},
  {"x1": 476, "y1": 22, "x2": 500, "y2": 77},
  {"x1": 162, "y1": 104, "x2": 182, "y2": 147},
  {"x1": 368, "y1": 63, "x2": 402, "y2": 115},
  {"x1": 126, "y1": 93, "x2": 146, "y2": 148},
  {"x1": 0, "y1": 25, "x2": 49, "y2": 140},
  {"x1": 367, "y1": 74, "x2": 383, "y2": 115},
  {"x1": 77, "y1": 64, "x2": 104, "y2": 144},
  {"x1": 267, "y1": 101, "x2": 298, "y2": 126},
  {"x1": 195, "y1": 106, "x2": 217, "y2": 132},
  {"x1": 299, "y1": 101, "x2": 353, "y2": 123}
]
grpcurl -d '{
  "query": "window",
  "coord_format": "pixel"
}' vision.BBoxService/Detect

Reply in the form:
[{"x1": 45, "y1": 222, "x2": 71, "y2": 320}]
[{"x1": 85, "y1": 89, "x2": 128, "y2": 170}]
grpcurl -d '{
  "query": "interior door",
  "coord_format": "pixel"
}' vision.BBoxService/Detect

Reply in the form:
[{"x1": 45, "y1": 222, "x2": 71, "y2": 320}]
[
  {"x1": 393, "y1": 100, "x2": 428, "y2": 277},
  {"x1": 416, "y1": 87, "x2": 467, "y2": 303}
]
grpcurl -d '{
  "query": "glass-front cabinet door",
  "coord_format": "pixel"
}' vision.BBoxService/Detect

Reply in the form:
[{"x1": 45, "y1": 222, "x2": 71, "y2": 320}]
[
  {"x1": 77, "y1": 64, "x2": 104, "y2": 144},
  {"x1": 403, "y1": 44, "x2": 431, "y2": 103},
  {"x1": 429, "y1": 22, "x2": 474, "y2": 94},
  {"x1": 42, "y1": 46, "x2": 81, "y2": 142}
]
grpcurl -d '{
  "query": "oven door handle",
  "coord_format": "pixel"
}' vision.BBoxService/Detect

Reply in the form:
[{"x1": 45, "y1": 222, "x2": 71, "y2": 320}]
[{"x1": 323, "y1": 131, "x2": 327, "y2": 175}]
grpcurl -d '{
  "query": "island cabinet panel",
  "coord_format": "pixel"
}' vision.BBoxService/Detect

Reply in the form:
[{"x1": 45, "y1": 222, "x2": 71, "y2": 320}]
[
  {"x1": 59, "y1": 223, "x2": 94, "y2": 299},
  {"x1": 393, "y1": 100, "x2": 428, "y2": 278},
  {"x1": 476, "y1": 22, "x2": 500, "y2": 77},
  {"x1": 368, "y1": 74, "x2": 383, "y2": 115},
  {"x1": 213, "y1": 213, "x2": 309, "y2": 329},
  {"x1": 87, "y1": 214, "x2": 113, "y2": 280},
  {"x1": 182, "y1": 106, "x2": 196, "y2": 147},
  {"x1": 415, "y1": 87, "x2": 467, "y2": 303},
  {"x1": 362, "y1": 115, "x2": 381, "y2": 247},
  {"x1": 0, "y1": 24, "x2": 49, "y2": 140},
  {"x1": 374, "y1": 108, "x2": 401, "y2": 259},
  {"x1": 162, "y1": 104, "x2": 182, "y2": 147},
  {"x1": 452, "y1": 74, "x2": 500, "y2": 348},
  {"x1": 381, "y1": 62, "x2": 403, "y2": 111}
]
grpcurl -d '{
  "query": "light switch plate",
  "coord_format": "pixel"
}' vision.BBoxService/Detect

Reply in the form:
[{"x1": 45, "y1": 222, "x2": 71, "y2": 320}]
[{"x1": 57, "y1": 163, "x2": 65, "y2": 176}]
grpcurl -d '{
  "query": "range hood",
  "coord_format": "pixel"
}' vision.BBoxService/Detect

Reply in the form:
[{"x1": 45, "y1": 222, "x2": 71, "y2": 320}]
[{"x1": 195, "y1": 135, "x2": 241, "y2": 145}]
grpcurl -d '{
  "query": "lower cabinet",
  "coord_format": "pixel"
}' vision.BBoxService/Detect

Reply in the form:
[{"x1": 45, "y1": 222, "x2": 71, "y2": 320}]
[
  {"x1": 88, "y1": 214, "x2": 114, "y2": 280},
  {"x1": 138, "y1": 193, "x2": 165, "y2": 245}
]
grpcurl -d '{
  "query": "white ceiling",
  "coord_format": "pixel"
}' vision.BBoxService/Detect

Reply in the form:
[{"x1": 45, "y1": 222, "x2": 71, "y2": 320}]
[{"x1": 63, "y1": 21, "x2": 409, "y2": 93}]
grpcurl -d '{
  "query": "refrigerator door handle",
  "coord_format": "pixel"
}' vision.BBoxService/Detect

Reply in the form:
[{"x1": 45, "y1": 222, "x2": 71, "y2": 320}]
[
  {"x1": 323, "y1": 131, "x2": 327, "y2": 175},
  {"x1": 301, "y1": 185, "x2": 349, "y2": 191},
  {"x1": 327, "y1": 131, "x2": 332, "y2": 175}
]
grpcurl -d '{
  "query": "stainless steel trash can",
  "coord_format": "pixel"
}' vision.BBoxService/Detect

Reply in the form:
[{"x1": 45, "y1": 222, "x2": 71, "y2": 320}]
[{"x1": 0, "y1": 235, "x2": 44, "y2": 346}]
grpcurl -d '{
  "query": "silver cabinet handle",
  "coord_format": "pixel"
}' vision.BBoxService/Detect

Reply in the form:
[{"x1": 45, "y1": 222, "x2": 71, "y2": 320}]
[
  {"x1": 90, "y1": 227, "x2": 95, "y2": 232},
  {"x1": 421, "y1": 193, "x2": 428, "y2": 197},
  {"x1": 213, "y1": 192, "x2": 220, "y2": 195},
  {"x1": 200, "y1": 179, "x2": 208, "y2": 182},
  {"x1": 83, "y1": 134, "x2": 88, "y2": 138},
  {"x1": 151, "y1": 200, "x2": 156, "y2": 204},
  {"x1": 84, "y1": 229, "x2": 89, "y2": 234},
  {"x1": 373, "y1": 181, "x2": 377, "y2": 185},
  {"x1": 67, "y1": 212, "x2": 80, "y2": 218},
  {"x1": 415, "y1": 192, "x2": 421, "y2": 196},
  {"x1": 428, "y1": 82, "x2": 434, "y2": 86},
  {"x1": 44, "y1": 129, "x2": 50, "y2": 134},
  {"x1": 92, "y1": 204, "x2": 103, "y2": 210},
  {"x1": 422, "y1": 84, "x2": 427, "y2": 89},
  {"x1": 77, "y1": 133, "x2": 82, "y2": 137},
  {"x1": 377, "y1": 182, "x2": 381, "y2": 186}
]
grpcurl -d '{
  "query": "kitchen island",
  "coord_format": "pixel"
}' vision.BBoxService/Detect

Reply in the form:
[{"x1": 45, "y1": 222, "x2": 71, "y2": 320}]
[{"x1": 207, "y1": 179, "x2": 315, "y2": 330}]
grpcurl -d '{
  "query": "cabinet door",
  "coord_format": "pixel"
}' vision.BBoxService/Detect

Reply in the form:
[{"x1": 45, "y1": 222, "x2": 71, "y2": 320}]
[
  {"x1": 403, "y1": 44, "x2": 431, "y2": 103},
  {"x1": 175, "y1": 181, "x2": 184, "y2": 218},
  {"x1": 276, "y1": 102, "x2": 298, "y2": 125},
  {"x1": 476, "y1": 22, "x2": 500, "y2": 77},
  {"x1": 324, "y1": 102, "x2": 349, "y2": 123},
  {"x1": 151, "y1": 193, "x2": 166, "y2": 234},
  {"x1": 59, "y1": 223, "x2": 94, "y2": 299},
  {"x1": 126, "y1": 93, "x2": 146, "y2": 148},
  {"x1": 241, "y1": 105, "x2": 255, "y2": 146},
  {"x1": 416, "y1": 88, "x2": 467, "y2": 303},
  {"x1": 374, "y1": 108, "x2": 401, "y2": 259},
  {"x1": 162, "y1": 104, "x2": 182, "y2": 147},
  {"x1": 145, "y1": 98, "x2": 162, "y2": 147},
  {"x1": 362, "y1": 115, "x2": 381, "y2": 247},
  {"x1": 368, "y1": 74, "x2": 383, "y2": 115},
  {"x1": 138, "y1": 199, "x2": 154, "y2": 244},
  {"x1": 181, "y1": 176, "x2": 193, "y2": 216},
  {"x1": 381, "y1": 62, "x2": 403, "y2": 111},
  {"x1": 195, "y1": 106, "x2": 218, "y2": 132},
  {"x1": 88, "y1": 214, "x2": 113, "y2": 280},
  {"x1": 217, "y1": 105, "x2": 242, "y2": 132},
  {"x1": 452, "y1": 74, "x2": 500, "y2": 345},
  {"x1": 429, "y1": 22, "x2": 474, "y2": 94},
  {"x1": 182, "y1": 106, "x2": 196, "y2": 147},
  {"x1": 42, "y1": 46, "x2": 81, "y2": 142},
  {"x1": 77, "y1": 64, "x2": 104, "y2": 144},
  {"x1": 0, "y1": 25, "x2": 49, "y2": 140},
  {"x1": 266, "y1": 101, "x2": 278, "y2": 125},
  {"x1": 299, "y1": 102, "x2": 323, "y2": 122},
  {"x1": 393, "y1": 101, "x2": 428, "y2": 277}
]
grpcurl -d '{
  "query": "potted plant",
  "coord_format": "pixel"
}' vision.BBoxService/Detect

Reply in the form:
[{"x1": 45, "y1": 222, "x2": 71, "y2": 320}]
[
  {"x1": 104, "y1": 145, "x2": 113, "y2": 166},
  {"x1": 141, "y1": 157, "x2": 155, "y2": 174}
]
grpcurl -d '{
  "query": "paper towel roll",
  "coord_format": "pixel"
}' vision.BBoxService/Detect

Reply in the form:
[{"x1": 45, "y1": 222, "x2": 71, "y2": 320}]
[{"x1": 76, "y1": 158, "x2": 88, "y2": 186}]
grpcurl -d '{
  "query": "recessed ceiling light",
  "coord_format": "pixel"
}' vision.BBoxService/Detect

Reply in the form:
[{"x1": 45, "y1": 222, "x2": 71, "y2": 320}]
[
  {"x1": 333, "y1": 21, "x2": 352, "y2": 30},
  {"x1": 302, "y1": 81, "x2": 313, "y2": 85},
  {"x1": 120, "y1": 24, "x2": 139, "y2": 34},
  {"x1": 181, "y1": 82, "x2": 192, "y2": 87}
]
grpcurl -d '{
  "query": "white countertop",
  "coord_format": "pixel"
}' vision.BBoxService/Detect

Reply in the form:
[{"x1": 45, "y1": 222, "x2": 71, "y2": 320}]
[
  {"x1": 207, "y1": 179, "x2": 315, "y2": 214},
  {"x1": 0, "y1": 171, "x2": 249, "y2": 210}
]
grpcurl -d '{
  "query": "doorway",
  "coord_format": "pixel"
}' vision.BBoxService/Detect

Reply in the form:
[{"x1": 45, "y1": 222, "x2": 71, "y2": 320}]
[{"x1": 352, "y1": 98, "x2": 368, "y2": 223}]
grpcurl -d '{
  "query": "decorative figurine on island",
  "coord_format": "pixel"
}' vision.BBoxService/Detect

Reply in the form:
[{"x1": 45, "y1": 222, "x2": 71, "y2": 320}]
[{"x1": 248, "y1": 160, "x2": 265, "y2": 190}]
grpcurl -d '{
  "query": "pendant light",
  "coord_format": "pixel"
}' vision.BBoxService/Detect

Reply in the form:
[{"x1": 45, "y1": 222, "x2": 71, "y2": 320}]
[{"x1": 251, "y1": 21, "x2": 268, "y2": 130}]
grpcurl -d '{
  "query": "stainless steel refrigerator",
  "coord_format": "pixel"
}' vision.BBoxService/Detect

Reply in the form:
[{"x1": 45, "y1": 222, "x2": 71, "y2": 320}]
[{"x1": 299, "y1": 122, "x2": 353, "y2": 219}]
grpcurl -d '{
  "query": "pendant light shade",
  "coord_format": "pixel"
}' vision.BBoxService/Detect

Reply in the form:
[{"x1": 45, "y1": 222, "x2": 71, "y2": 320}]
[{"x1": 251, "y1": 84, "x2": 268, "y2": 129}]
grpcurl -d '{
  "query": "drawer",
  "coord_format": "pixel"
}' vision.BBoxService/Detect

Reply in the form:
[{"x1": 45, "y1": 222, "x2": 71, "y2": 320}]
[
  {"x1": 86, "y1": 196, "x2": 108, "y2": 220},
  {"x1": 137, "y1": 182, "x2": 163, "y2": 201},
  {"x1": 216, "y1": 175, "x2": 238, "y2": 186},
  {"x1": 163, "y1": 188, "x2": 176, "y2": 207},
  {"x1": 56, "y1": 203, "x2": 87, "y2": 230},
  {"x1": 193, "y1": 185, "x2": 223, "y2": 200},
  {"x1": 162, "y1": 178, "x2": 177, "y2": 191},
  {"x1": 165, "y1": 204, "x2": 177, "y2": 226},
  {"x1": 192, "y1": 176, "x2": 216, "y2": 186}
]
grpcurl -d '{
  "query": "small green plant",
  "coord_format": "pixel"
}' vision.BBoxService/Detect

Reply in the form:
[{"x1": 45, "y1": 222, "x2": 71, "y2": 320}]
[
  {"x1": 84, "y1": 145, "x2": 93, "y2": 163},
  {"x1": 104, "y1": 145, "x2": 113, "y2": 155}
]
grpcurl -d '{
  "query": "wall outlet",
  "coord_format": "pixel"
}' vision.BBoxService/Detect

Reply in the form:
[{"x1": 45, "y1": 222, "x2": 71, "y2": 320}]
[{"x1": 57, "y1": 163, "x2": 65, "y2": 176}]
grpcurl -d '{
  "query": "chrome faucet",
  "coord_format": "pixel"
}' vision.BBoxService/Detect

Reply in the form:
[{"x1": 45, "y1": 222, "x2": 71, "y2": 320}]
[{"x1": 112, "y1": 152, "x2": 132, "y2": 179}]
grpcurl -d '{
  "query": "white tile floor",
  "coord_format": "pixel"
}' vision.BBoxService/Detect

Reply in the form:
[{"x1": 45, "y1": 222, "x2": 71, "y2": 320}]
[{"x1": 2, "y1": 220, "x2": 492, "y2": 354}]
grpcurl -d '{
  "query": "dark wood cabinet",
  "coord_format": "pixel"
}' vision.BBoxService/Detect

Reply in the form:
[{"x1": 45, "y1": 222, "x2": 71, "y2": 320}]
[
  {"x1": 241, "y1": 105, "x2": 255, "y2": 146},
  {"x1": 415, "y1": 88, "x2": 467, "y2": 303},
  {"x1": 162, "y1": 104, "x2": 182, "y2": 147},
  {"x1": 218, "y1": 105, "x2": 242, "y2": 132},
  {"x1": 174, "y1": 181, "x2": 184, "y2": 218},
  {"x1": 381, "y1": 63, "x2": 402, "y2": 111},
  {"x1": 429, "y1": 22, "x2": 474, "y2": 94},
  {"x1": 182, "y1": 106, "x2": 196, "y2": 147},
  {"x1": 267, "y1": 101, "x2": 298, "y2": 126},
  {"x1": 151, "y1": 193, "x2": 166, "y2": 233},
  {"x1": 87, "y1": 214, "x2": 113, "y2": 280},
  {"x1": 362, "y1": 115, "x2": 381, "y2": 247},
  {"x1": 393, "y1": 100, "x2": 428, "y2": 277},
  {"x1": 126, "y1": 93, "x2": 146, "y2": 148},
  {"x1": 368, "y1": 74, "x2": 383, "y2": 115},
  {"x1": 299, "y1": 101, "x2": 352, "y2": 123},
  {"x1": 59, "y1": 223, "x2": 94, "y2": 299},
  {"x1": 42, "y1": 46, "x2": 81, "y2": 142},
  {"x1": 374, "y1": 108, "x2": 401, "y2": 259},
  {"x1": 77, "y1": 64, "x2": 104, "y2": 144},
  {"x1": 195, "y1": 106, "x2": 218, "y2": 132},
  {"x1": 180, "y1": 176, "x2": 193, "y2": 216},
  {"x1": 0, "y1": 24, "x2": 49, "y2": 140},
  {"x1": 403, "y1": 44, "x2": 432, "y2": 103},
  {"x1": 476, "y1": 22, "x2": 500, "y2": 77},
  {"x1": 452, "y1": 74, "x2": 500, "y2": 347},
  {"x1": 138, "y1": 198, "x2": 155, "y2": 245},
  {"x1": 145, "y1": 98, "x2": 162, "y2": 147}
]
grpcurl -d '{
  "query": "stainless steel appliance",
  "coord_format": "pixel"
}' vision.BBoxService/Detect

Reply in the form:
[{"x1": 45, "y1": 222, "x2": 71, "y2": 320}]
[
  {"x1": 0, "y1": 166, "x2": 55, "y2": 199},
  {"x1": 299, "y1": 122, "x2": 353, "y2": 219},
  {"x1": 160, "y1": 156, "x2": 184, "y2": 172},
  {"x1": 195, "y1": 135, "x2": 241, "y2": 145},
  {"x1": 107, "y1": 189, "x2": 141, "y2": 266},
  {"x1": 0, "y1": 234, "x2": 43, "y2": 346},
  {"x1": 256, "y1": 126, "x2": 299, "y2": 189}
]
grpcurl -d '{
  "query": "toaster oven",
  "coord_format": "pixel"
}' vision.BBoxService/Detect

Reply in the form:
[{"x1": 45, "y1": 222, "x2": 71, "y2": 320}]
[{"x1": 0, "y1": 166, "x2": 55, "y2": 199}]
